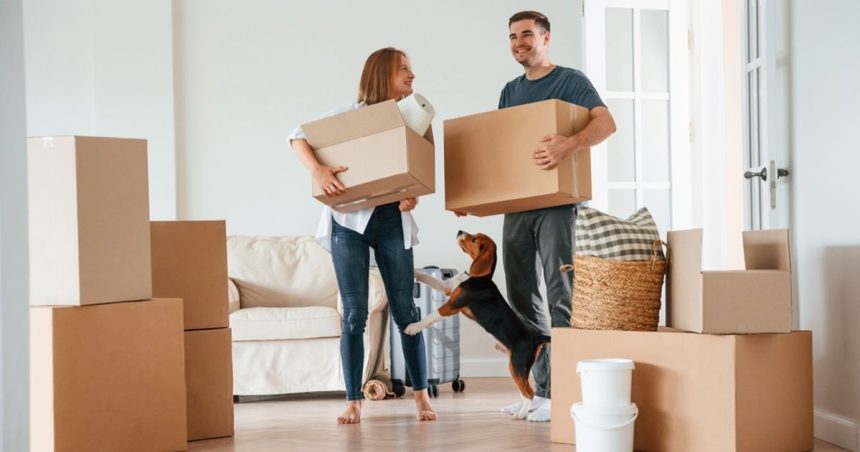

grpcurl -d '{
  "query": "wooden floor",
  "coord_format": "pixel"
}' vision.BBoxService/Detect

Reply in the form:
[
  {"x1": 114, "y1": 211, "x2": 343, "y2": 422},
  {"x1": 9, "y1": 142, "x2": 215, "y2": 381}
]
[{"x1": 189, "y1": 378, "x2": 847, "y2": 451}]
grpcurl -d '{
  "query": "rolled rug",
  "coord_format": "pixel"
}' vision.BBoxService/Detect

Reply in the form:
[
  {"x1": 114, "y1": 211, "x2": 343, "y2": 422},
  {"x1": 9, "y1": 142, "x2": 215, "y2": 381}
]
[{"x1": 363, "y1": 379, "x2": 394, "y2": 401}]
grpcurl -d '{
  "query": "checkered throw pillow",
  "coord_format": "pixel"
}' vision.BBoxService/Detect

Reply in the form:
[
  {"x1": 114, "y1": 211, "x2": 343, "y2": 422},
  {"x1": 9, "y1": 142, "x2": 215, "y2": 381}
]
[{"x1": 575, "y1": 206, "x2": 665, "y2": 261}]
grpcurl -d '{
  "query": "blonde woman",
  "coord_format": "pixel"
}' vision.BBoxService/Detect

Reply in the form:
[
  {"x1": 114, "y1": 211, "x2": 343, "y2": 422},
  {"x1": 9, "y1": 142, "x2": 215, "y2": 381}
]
[{"x1": 289, "y1": 47, "x2": 436, "y2": 424}]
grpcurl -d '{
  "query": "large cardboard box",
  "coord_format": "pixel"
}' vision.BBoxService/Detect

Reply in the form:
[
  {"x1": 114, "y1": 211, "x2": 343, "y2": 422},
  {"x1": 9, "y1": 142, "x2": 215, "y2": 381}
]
[
  {"x1": 30, "y1": 298, "x2": 187, "y2": 452},
  {"x1": 551, "y1": 328, "x2": 813, "y2": 452},
  {"x1": 28, "y1": 136, "x2": 152, "y2": 306},
  {"x1": 302, "y1": 100, "x2": 435, "y2": 212},
  {"x1": 667, "y1": 228, "x2": 792, "y2": 333},
  {"x1": 185, "y1": 328, "x2": 234, "y2": 441},
  {"x1": 151, "y1": 220, "x2": 229, "y2": 330},
  {"x1": 443, "y1": 99, "x2": 591, "y2": 216}
]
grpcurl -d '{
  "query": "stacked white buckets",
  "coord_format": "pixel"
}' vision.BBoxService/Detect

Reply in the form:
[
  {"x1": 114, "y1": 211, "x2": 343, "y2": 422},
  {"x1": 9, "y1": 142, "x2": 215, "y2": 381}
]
[{"x1": 571, "y1": 359, "x2": 638, "y2": 452}]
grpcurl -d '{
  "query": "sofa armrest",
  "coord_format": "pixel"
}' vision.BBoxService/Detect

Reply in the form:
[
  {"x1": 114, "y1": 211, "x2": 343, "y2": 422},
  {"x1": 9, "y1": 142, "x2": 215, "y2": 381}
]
[
  {"x1": 228, "y1": 277, "x2": 241, "y2": 314},
  {"x1": 336, "y1": 268, "x2": 389, "y2": 316}
]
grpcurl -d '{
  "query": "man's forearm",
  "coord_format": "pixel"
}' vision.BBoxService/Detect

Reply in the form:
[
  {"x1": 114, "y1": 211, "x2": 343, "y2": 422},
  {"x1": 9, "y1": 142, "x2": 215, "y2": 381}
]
[{"x1": 566, "y1": 114, "x2": 616, "y2": 154}]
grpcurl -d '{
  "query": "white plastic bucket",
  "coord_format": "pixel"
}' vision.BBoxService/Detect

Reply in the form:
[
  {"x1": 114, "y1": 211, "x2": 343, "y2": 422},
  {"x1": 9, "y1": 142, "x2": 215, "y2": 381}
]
[
  {"x1": 571, "y1": 402, "x2": 638, "y2": 452},
  {"x1": 577, "y1": 358, "x2": 635, "y2": 407}
]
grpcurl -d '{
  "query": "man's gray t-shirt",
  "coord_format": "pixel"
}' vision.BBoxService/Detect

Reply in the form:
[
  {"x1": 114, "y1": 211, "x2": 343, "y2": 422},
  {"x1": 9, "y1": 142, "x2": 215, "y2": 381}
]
[{"x1": 498, "y1": 65, "x2": 605, "y2": 109}]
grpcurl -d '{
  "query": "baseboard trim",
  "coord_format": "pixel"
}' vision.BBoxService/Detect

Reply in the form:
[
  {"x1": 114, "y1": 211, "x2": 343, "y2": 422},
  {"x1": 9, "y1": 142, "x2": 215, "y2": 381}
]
[
  {"x1": 815, "y1": 409, "x2": 859, "y2": 451},
  {"x1": 460, "y1": 357, "x2": 509, "y2": 377}
]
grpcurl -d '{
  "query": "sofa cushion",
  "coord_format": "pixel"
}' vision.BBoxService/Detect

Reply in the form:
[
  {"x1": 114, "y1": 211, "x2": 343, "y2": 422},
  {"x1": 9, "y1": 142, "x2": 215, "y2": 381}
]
[
  {"x1": 227, "y1": 235, "x2": 339, "y2": 309},
  {"x1": 230, "y1": 306, "x2": 342, "y2": 341}
]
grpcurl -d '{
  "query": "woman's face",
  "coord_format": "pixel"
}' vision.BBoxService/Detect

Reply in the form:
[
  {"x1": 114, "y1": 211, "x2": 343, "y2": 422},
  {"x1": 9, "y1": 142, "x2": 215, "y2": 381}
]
[{"x1": 391, "y1": 55, "x2": 415, "y2": 99}]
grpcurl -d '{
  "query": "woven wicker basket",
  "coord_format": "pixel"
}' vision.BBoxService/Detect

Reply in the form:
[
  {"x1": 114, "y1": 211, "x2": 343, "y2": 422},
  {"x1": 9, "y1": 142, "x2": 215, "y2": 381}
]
[{"x1": 561, "y1": 242, "x2": 667, "y2": 331}]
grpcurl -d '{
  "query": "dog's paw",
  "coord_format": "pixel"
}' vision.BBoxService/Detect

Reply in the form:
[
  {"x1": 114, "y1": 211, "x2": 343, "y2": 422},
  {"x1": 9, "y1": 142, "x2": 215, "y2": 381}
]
[
  {"x1": 512, "y1": 399, "x2": 531, "y2": 420},
  {"x1": 512, "y1": 408, "x2": 529, "y2": 420},
  {"x1": 404, "y1": 322, "x2": 423, "y2": 336}
]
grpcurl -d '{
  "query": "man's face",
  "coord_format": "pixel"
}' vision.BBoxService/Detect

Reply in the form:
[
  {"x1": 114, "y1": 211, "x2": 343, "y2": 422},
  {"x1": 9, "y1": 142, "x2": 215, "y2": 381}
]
[{"x1": 509, "y1": 19, "x2": 550, "y2": 67}]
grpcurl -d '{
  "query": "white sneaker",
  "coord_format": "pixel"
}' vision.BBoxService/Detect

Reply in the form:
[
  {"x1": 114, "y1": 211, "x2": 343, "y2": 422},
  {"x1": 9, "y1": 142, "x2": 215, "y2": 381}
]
[
  {"x1": 500, "y1": 395, "x2": 548, "y2": 414},
  {"x1": 527, "y1": 400, "x2": 551, "y2": 422}
]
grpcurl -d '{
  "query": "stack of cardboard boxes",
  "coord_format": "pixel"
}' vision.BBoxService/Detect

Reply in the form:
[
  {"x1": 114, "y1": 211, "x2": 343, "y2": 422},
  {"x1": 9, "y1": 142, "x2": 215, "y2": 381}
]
[
  {"x1": 29, "y1": 136, "x2": 188, "y2": 451},
  {"x1": 29, "y1": 136, "x2": 235, "y2": 450},
  {"x1": 151, "y1": 220, "x2": 235, "y2": 442},
  {"x1": 551, "y1": 229, "x2": 813, "y2": 452}
]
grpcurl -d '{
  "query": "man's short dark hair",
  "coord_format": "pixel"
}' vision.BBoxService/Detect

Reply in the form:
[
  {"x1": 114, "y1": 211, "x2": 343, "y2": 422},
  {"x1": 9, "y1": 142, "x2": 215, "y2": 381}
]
[{"x1": 509, "y1": 10, "x2": 551, "y2": 33}]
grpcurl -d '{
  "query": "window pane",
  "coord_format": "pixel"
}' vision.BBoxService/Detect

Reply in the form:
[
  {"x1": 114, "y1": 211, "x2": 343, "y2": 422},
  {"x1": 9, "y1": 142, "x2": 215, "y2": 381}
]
[
  {"x1": 606, "y1": 8, "x2": 634, "y2": 91},
  {"x1": 748, "y1": 69, "x2": 760, "y2": 166},
  {"x1": 607, "y1": 99, "x2": 635, "y2": 182},
  {"x1": 608, "y1": 189, "x2": 636, "y2": 219},
  {"x1": 643, "y1": 189, "x2": 671, "y2": 238},
  {"x1": 642, "y1": 100, "x2": 670, "y2": 182},
  {"x1": 640, "y1": 9, "x2": 669, "y2": 92},
  {"x1": 747, "y1": 0, "x2": 759, "y2": 62}
]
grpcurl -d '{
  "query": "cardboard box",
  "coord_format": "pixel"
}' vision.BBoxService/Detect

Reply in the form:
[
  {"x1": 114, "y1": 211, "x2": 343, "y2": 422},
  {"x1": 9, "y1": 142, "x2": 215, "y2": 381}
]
[
  {"x1": 28, "y1": 136, "x2": 152, "y2": 306},
  {"x1": 667, "y1": 228, "x2": 792, "y2": 333},
  {"x1": 551, "y1": 327, "x2": 813, "y2": 452},
  {"x1": 302, "y1": 100, "x2": 435, "y2": 212},
  {"x1": 30, "y1": 299, "x2": 187, "y2": 452},
  {"x1": 151, "y1": 220, "x2": 229, "y2": 330},
  {"x1": 185, "y1": 328, "x2": 234, "y2": 441},
  {"x1": 443, "y1": 99, "x2": 591, "y2": 216}
]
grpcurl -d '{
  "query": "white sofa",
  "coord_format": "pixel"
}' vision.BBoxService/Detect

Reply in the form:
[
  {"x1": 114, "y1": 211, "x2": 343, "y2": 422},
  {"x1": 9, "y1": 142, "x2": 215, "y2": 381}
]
[{"x1": 226, "y1": 235, "x2": 390, "y2": 396}]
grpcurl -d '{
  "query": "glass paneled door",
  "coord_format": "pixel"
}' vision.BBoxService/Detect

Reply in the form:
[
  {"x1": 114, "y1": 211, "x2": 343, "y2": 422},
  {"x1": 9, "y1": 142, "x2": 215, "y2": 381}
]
[
  {"x1": 743, "y1": 0, "x2": 792, "y2": 230},
  {"x1": 583, "y1": 0, "x2": 690, "y2": 237}
]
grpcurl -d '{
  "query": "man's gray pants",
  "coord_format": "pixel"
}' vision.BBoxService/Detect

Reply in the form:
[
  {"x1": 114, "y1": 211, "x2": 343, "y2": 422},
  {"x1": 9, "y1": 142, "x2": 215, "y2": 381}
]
[{"x1": 502, "y1": 204, "x2": 576, "y2": 399}]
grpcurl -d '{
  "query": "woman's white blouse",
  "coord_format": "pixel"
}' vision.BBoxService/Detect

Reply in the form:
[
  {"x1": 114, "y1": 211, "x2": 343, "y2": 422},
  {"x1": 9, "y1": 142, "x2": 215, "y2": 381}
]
[{"x1": 288, "y1": 102, "x2": 419, "y2": 253}]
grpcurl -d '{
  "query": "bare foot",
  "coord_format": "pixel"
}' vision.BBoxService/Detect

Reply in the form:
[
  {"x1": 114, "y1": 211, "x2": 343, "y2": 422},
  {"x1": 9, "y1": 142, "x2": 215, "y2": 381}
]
[
  {"x1": 337, "y1": 401, "x2": 361, "y2": 424},
  {"x1": 414, "y1": 389, "x2": 437, "y2": 421}
]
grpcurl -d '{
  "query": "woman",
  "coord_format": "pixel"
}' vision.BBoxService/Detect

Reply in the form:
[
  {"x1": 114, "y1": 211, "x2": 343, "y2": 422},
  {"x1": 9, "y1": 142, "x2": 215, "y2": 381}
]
[{"x1": 289, "y1": 47, "x2": 436, "y2": 425}]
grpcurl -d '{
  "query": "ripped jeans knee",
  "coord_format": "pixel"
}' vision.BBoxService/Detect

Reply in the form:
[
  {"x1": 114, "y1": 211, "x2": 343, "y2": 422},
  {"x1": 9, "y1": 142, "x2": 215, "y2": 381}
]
[
  {"x1": 341, "y1": 307, "x2": 368, "y2": 335},
  {"x1": 390, "y1": 304, "x2": 421, "y2": 332}
]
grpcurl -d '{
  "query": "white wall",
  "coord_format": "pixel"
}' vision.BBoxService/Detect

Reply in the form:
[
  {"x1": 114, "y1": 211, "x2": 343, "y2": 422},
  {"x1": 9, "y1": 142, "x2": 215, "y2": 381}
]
[
  {"x1": 173, "y1": 0, "x2": 583, "y2": 375},
  {"x1": 24, "y1": 0, "x2": 177, "y2": 220},
  {"x1": 1, "y1": 0, "x2": 30, "y2": 448},
  {"x1": 791, "y1": 1, "x2": 860, "y2": 449}
]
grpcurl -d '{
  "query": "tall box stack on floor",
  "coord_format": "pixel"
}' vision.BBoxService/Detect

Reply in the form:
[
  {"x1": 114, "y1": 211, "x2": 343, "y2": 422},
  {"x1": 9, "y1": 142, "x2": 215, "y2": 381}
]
[
  {"x1": 151, "y1": 220, "x2": 234, "y2": 442},
  {"x1": 551, "y1": 228, "x2": 813, "y2": 452},
  {"x1": 28, "y1": 136, "x2": 187, "y2": 451}
]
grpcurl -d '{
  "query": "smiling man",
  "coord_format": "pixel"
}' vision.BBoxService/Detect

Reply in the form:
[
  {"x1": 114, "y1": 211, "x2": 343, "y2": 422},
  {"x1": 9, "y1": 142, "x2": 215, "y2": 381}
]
[{"x1": 497, "y1": 10, "x2": 616, "y2": 423}]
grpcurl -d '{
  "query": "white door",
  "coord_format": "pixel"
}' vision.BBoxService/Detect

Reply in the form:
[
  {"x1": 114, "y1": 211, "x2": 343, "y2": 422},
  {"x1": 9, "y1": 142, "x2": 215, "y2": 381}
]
[
  {"x1": 742, "y1": 0, "x2": 791, "y2": 230},
  {"x1": 583, "y1": 0, "x2": 691, "y2": 238}
]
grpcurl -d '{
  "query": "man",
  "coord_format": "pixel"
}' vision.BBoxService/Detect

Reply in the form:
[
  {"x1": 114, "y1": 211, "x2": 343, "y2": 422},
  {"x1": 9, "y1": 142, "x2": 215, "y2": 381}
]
[{"x1": 498, "y1": 10, "x2": 616, "y2": 422}]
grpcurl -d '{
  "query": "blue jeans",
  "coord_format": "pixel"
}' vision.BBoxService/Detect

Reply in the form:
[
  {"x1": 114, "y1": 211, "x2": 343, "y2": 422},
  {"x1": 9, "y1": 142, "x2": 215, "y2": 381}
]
[{"x1": 331, "y1": 203, "x2": 427, "y2": 400}]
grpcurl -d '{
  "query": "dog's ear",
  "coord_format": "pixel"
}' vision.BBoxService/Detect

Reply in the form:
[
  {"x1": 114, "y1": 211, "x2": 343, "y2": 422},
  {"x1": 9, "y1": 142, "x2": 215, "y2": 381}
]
[{"x1": 469, "y1": 242, "x2": 494, "y2": 278}]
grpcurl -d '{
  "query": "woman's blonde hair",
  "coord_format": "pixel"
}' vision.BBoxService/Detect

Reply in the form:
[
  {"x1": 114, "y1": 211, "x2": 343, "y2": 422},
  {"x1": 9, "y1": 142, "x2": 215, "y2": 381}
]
[{"x1": 358, "y1": 47, "x2": 407, "y2": 105}]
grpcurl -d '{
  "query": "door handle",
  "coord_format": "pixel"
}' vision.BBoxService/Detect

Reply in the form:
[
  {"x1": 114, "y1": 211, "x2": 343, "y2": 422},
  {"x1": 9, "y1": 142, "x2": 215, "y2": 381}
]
[{"x1": 744, "y1": 167, "x2": 767, "y2": 181}]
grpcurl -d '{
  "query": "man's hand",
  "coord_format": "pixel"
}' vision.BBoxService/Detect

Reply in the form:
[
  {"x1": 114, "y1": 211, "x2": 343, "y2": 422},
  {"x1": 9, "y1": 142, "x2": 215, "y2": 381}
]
[
  {"x1": 399, "y1": 197, "x2": 418, "y2": 212},
  {"x1": 533, "y1": 134, "x2": 572, "y2": 170},
  {"x1": 312, "y1": 165, "x2": 348, "y2": 197}
]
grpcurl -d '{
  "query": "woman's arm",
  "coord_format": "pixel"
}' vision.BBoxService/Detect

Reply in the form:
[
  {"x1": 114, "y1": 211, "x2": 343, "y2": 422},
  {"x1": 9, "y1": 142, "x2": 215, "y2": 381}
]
[{"x1": 291, "y1": 138, "x2": 348, "y2": 197}]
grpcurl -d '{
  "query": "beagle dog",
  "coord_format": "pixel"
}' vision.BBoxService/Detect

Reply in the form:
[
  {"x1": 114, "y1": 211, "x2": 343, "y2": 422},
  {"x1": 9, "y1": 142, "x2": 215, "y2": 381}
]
[{"x1": 405, "y1": 231, "x2": 551, "y2": 420}]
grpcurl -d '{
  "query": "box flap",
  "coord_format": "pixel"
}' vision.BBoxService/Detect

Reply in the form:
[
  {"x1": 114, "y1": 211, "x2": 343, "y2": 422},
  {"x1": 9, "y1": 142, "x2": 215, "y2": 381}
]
[
  {"x1": 742, "y1": 229, "x2": 791, "y2": 272},
  {"x1": 666, "y1": 229, "x2": 705, "y2": 330},
  {"x1": 302, "y1": 100, "x2": 404, "y2": 149}
]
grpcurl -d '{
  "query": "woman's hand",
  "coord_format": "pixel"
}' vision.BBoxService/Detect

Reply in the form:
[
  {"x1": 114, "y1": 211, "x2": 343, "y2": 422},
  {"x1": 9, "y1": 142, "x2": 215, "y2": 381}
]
[
  {"x1": 399, "y1": 197, "x2": 418, "y2": 212},
  {"x1": 312, "y1": 165, "x2": 348, "y2": 197}
]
